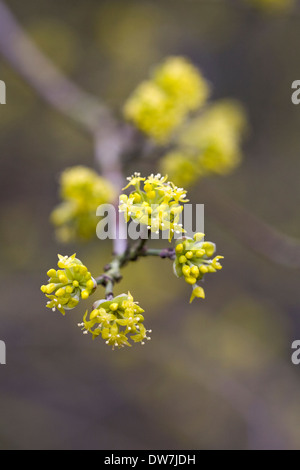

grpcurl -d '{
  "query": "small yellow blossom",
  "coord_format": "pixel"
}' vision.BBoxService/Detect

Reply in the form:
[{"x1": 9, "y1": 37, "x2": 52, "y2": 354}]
[
  {"x1": 122, "y1": 172, "x2": 146, "y2": 190},
  {"x1": 123, "y1": 56, "x2": 209, "y2": 144},
  {"x1": 159, "y1": 151, "x2": 203, "y2": 187},
  {"x1": 41, "y1": 254, "x2": 96, "y2": 315},
  {"x1": 153, "y1": 56, "x2": 210, "y2": 112},
  {"x1": 173, "y1": 233, "x2": 223, "y2": 302},
  {"x1": 182, "y1": 100, "x2": 246, "y2": 176},
  {"x1": 160, "y1": 99, "x2": 247, "y2": 187},
  {"x1": 119, "y1": 173, "x2": 188, "y2": 240},
  {"x1": 79, "y1": 292, "x2": 151, "y2": 349},
  {"x1": 51, "y1": 166, "x2": 116, "y2": 242},
  {"x1": 123, "y1": 80, "x2": 184, "y2": 144},
  {"x1": 189, "y1": 285, "x2": 205, "y2": 304}
]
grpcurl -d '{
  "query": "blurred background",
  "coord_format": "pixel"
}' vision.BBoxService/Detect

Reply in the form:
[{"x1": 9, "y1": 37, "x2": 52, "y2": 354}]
[{"x1": 1, "y1": 0, "x2": 300, "y2": 450}]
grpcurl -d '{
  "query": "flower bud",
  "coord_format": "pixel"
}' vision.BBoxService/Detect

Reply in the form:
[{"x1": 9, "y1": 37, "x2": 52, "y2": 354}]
[{"x1": 41, "y1": 254, "x2": 96, "y2": 315}]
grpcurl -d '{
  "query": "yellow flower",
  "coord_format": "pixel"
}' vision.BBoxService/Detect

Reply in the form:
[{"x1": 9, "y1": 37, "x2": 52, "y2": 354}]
[
  {"x1": 159, "y1": 99, "x2": 247, "y2": 187},
  {"x1": 189, "y1": 286, "x2": 205, "y2": 304},
  {"x1": 51, "y1": 166, "x2": 116, "y2": 242},
  {"x1": 123, "y1": 80, "x2": 184, "y2": 143},
  {"x1": 41, "y1": 254, "x2": 96, "y2": 315},
  {"x1": 144, "y1": 173, "x2": 168, "y2": 186},
  {"x1": 180, "y1": 100, "x2": 247, "y2": 175},
  {"x1": 153, "y1": 56, "x2": 210, "y2": 112},
  {"x1": 123, "y1": 56, "x2": 209, "y2": 144},
  {"x1": 119, "y1": 173, "x2": 188, "y2": 240},
  {"x1": 159, "y1": 151, "x2": 202, "y2": 187},
  {"x1": 79, "y1": 292, "x2": 151, "y2": 349},
  {"x1": 173, "y1": 233, "x2": 223, "y2": 302},
  {"x1": 122, "y1": 172, "x2": 146, "y2": 190}
]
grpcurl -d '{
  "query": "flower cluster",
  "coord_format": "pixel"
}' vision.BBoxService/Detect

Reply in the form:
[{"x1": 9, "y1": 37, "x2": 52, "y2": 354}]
[
  {"x1": 79, "y1": 292, "x2": 151, "y2": 349},
  {"x1": 51, "y1": 166, "x2": 116, "y2": 242},
  {"x1": 160, "y1": 100, "x2": 247, "y2": 187},
  {"x1": 173, "y1": 233, "x2": 223, "y2": 303},
  {"x1": 153, "y1": 56, "x2": 209, "y2": 111},
  {"x1": 119, "y1": 173, "x2": 187, "y2": 239},
  {"x1": 123, "y1": 56, "x2": 209, "y2": 143},
  {"x1": 41, "y1": 254, "x2": 96, "y2": 315}
]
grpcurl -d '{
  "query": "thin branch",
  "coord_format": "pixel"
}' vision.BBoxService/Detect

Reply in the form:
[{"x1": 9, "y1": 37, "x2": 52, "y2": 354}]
[
  {"x1": 95, "y1": 238, "x2": 175, "y2": 295},
  {"x1": 94, "y1": 127, "x2": 128, "y2": 256},
  {"x1": 144, "y1": 247, "x2": 176, "y2": 259}
]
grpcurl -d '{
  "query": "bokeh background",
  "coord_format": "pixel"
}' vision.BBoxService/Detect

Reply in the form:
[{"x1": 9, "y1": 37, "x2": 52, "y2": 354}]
[{"x1": 1, "y1": 0, "x2": 300, "y2": 450}]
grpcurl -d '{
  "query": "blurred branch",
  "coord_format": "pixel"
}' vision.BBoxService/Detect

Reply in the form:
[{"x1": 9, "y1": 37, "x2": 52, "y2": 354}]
[
  {"x1": 0, "y1": 1, "x2": 114, "y2": 134},
  {"x1": 202, "y1": 181, "x2": 300, "y2": 269},
  {"x1": 0, "y1": 0, "x2": 130, "y2": 255},
  {"x1": 94, "y1": 127, "x2": 129, "y2": 255}
]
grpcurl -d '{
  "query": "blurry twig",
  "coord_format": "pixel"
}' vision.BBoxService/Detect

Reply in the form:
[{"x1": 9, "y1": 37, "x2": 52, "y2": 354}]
[
  {"x1": 0, "y1": 1, "x2": 112, "y2": 134},
  {"x1": 0, "y1": 0, "x2": 129, "y2": 255},
  {"x1": 94, "y1": 126, "x2": 129, "y2": 255}
]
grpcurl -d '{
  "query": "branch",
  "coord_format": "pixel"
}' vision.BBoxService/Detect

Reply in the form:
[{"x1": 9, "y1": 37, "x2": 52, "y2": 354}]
[
  {"x1": 0, "y1": 1, "x2": 133, "y2": 257},
  {"x1": 0, "y1": 1, "x2": 115, "y2": 133},
  {"x1": 144, "y1": 247, "x2": 176, "y2": 259},
  {"x1": 95, "y1": 239, "x2": 175, "y2": 298}
]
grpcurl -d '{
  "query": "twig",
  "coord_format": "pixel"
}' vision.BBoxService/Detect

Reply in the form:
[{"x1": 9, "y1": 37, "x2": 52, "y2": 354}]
[
  {"x1": 95, "y1": 238, "x2": 175, "y2": 297},
  {"x1": 93, "y1": 126, "x2": 129, "y2": 256},
  {"x1": 144, "y1": 247, "x2": 176, "y2": 259}
]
